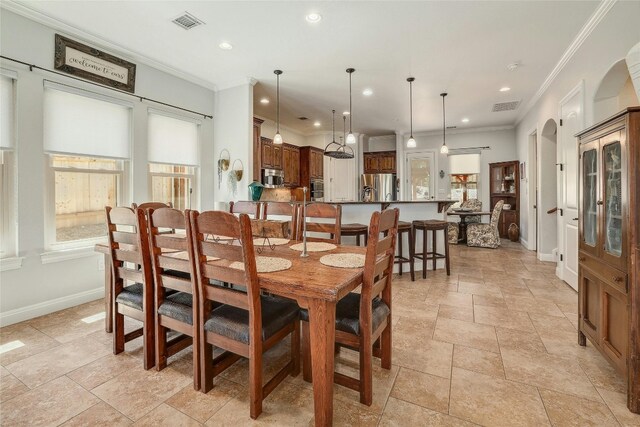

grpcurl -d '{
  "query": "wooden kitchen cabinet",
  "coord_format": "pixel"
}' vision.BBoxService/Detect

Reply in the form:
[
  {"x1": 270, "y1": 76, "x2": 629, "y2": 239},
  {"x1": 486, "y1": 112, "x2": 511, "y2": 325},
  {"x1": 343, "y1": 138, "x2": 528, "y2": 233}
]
[
  {"x1": 253, "y1": 118, "x2": 264, "y2": 181},
  {"x1": 363, "y1": 151, "x2": 396, "y2": 173},
  {"x1": 282, "y1": 144, "x2": 300, "y2": 186},
  {"x1": 273, "y1": 144, "x2": 283, "y2": 169},
  {"x1": 261, "y1": 137, "x2": 273, "y2": 169},
  {"x1": 577, "y1": 107, "x2": 640, "y2": 414},
  {"x1": 489, "y1": 161, "x2": 520, "y2": 238},
  {"x1": 300, "y1": 146, "x2": 324, "y2": 190}
]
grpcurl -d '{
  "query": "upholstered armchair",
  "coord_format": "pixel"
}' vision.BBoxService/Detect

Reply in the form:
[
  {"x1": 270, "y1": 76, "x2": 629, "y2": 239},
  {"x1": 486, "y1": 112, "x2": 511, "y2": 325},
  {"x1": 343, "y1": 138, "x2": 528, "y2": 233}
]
[
  {"x1": 466, "y1": 200, "x2": 504, "y2": 248},
  {"x1": 447, "y1": 199, "x2": 483, "y2": 244}
]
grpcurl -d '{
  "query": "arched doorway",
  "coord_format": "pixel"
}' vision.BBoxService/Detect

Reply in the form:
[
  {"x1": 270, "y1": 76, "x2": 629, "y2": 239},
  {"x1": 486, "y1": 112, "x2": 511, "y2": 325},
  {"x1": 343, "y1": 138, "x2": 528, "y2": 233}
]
[
  {"x1": 538, "y1": 119, "x2": 558, "y2": 261},
  {"x1": 593, "y1": 59, "x2": 639, "y2": 122}
]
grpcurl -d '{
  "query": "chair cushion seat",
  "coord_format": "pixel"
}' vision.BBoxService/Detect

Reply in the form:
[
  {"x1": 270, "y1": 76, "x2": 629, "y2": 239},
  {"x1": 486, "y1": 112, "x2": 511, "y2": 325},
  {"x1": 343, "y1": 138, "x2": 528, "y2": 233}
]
[
  {"x1": 204, "y1": 295, "x2": 299, "y2": 344},
  {"x1": 300, "y1": 292, "x2": 390, "y2": 336},
  {"x1": 341, "y1": 223, "x2": 368, "y2": 234},
  {"x1": 413, "y1": 219, "x2": 447, "y2": 230},
  {"x1": 158, "y1": 292, "x2": 194, "y2": 325},
  {"x1": 398, "y1": 221, "x2": 412, "y2": 231},
  {"x1": 115, "y1": 283, "x2": 144, "y2": 311}
]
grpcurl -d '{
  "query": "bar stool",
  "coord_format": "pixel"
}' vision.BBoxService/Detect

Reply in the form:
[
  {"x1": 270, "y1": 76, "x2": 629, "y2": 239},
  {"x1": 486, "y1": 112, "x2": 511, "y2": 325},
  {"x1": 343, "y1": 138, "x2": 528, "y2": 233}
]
[
  {"x1": 394, "y1": 221, "x2": 415, "y2": 281},
  {"x1": 412, "y1": 220, "x2": 450, "y2": 278},
  {"x1": 340, "y1": 223, "x2": 369, "y2": 246}
]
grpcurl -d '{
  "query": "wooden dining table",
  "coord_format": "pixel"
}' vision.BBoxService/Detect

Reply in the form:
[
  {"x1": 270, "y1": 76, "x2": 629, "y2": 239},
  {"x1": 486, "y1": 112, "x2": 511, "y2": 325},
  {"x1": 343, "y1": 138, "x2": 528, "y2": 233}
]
[
  {"x1": 95, "y1": 239, "x2": 366, "y2": 426},
  {"x1": 446, "y1": 210, "x2": 492, "y2": 243}
]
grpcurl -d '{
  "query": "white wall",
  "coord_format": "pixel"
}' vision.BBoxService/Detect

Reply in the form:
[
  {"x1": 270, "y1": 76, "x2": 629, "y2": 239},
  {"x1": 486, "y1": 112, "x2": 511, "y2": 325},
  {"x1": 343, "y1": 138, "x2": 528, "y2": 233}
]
[
  {"x1": 257, "y1": 117, "x2": 308, "y2": 147},
  {"x1": 365, "y1": 135, "x2": 396, "y2": 152},
  {"x1": 402, "y1": 127, "x2": 517, "y2": 210},
  {"x1": 515, "y1": 1, "x2": 640, "y2": 248},
  {"x1": 0, "y1": 9, "x2": 215, "y2": 325}
]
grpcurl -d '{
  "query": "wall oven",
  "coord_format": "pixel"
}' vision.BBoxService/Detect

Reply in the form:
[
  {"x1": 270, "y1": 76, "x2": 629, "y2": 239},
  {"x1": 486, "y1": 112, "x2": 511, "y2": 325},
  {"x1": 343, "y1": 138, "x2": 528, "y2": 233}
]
[
  {"x1": 310, "y1": 179, "x2": 324, "y2": 201},
  {"x1": 261, "y1": 169, "x2": 284, "y2": 188}
]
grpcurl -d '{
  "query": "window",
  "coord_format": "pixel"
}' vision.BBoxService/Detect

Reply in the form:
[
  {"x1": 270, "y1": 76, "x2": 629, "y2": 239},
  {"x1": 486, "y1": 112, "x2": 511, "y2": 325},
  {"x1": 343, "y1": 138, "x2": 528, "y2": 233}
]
[
  {"x1": 44, "y1": 83, "x2": 131, "y2": 249},
  {"x1": 1, "y1": 72, "x2": 17, "y2": 259},
  {"x1": 149, "y1": 163, "x2": 194, "y2": 210},
  {"x1": 449, "y1": 153, "x2": 481, "y2": 204},
  {"x1": 147, "y1": 111, "x2": 199, "y2": 210},
  {"x1": 407, "y1": 152, "x2": 435, "y2": 200}
]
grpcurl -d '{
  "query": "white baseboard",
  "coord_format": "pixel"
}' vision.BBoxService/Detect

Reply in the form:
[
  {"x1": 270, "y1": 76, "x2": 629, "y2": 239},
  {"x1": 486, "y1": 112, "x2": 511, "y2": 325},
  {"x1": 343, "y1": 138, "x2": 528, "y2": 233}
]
[
  {"x1": 519, "y1": 237, "x2": 530, "y2": 249},
  {"x1": 0, "y1": 287, "x2": 104, "y2": 327},
  {"x1": 538, "y1": 252, "x2": 556, "y2": 262}
]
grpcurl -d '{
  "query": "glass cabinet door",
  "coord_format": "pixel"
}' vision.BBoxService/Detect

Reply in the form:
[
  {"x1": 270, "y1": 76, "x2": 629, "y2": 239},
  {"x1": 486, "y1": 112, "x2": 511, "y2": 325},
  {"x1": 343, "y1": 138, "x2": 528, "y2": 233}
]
[
  {"x1": 602, "y1": 141, "x2": 622, "y2": 257},
  {"x1": 582, "y1": 148, "x2": 598, "y2": 249}
]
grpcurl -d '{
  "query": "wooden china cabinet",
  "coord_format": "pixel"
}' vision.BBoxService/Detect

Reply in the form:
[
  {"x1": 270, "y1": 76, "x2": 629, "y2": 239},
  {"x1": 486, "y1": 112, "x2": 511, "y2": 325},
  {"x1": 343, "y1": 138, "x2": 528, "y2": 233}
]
[
  {"x1": 488, "y1": 161, "x2": 520, "y2": 238},
  {"x1": 577, "y1": 107, "x2": 639, "y2": 414}
]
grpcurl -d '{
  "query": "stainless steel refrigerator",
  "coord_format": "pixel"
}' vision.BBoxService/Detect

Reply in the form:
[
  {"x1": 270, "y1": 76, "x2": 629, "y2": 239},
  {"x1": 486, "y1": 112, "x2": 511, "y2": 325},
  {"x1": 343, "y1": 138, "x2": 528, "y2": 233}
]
[{"x1": 360, "y1": 174, "x2": 398, "y2": 202}]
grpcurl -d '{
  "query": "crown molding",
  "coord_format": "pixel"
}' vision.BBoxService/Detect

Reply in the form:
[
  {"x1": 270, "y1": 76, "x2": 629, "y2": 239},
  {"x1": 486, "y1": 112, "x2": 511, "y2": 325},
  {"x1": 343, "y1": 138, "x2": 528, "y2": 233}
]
[
  {"x1": 515, "y1": 0, "x2": 618, "y2": 124},
  {"x1": 408, "y1": 125, "x2": 514, "y2": 138},
  {"x1": 1, "y1": 1, "x2": 218, "y2": 91}
]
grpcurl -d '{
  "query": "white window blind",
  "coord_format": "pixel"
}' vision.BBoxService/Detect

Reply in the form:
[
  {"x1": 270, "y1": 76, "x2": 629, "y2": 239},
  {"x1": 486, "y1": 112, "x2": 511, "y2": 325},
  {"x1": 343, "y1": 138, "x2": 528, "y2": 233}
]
[
  {"x1": 449, "y1": 153, "x2": 480, "y2": 174},
  {"x1": 148, "y1": 111, "x2": 199, "y2": 166},
  {"x1": 0, "y1": 75, "x2": 15, "y2": 150},
  {"x1": 43, "y1": 84, "x2": 131, "y2": 158}
]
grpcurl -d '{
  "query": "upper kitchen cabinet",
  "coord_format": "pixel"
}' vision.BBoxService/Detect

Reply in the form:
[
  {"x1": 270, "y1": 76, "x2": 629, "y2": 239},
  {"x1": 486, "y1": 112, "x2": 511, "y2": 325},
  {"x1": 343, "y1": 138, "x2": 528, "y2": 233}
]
[
  {"x1": 364, "y1": 151, "x2": 396, "y2": 173},
  {"x1": 253, "y1": 118, "x2": 264, "y2": 181},
  {"x1": 260, "y1": 136, "x2": 283, "y2": 170},
  {"x1": 282, "y1": 144, "x2": 300, "y2": 187},
  {"x1": 300, "y1": 146, "x2": 324, "y2": 188}
]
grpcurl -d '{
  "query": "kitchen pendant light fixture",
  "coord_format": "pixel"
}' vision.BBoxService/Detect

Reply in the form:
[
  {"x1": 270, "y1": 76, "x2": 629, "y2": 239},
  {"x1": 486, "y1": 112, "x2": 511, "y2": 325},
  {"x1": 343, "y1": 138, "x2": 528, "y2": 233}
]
[
  {"x1": 323, "y1": 109, "x2": 354, "y2": 159},
  {"x1": 345, "y1": 68, "x2": 356, "y2": 145},
  {"x1": 406, "y1": 77, "x2": 416, "y2": 148},
  {"x1": 440, "y1": 92, "x2": 449, "y2": 154},
  {"x1": 273, "y1": 69, "x2": 283, "y2": 145}
]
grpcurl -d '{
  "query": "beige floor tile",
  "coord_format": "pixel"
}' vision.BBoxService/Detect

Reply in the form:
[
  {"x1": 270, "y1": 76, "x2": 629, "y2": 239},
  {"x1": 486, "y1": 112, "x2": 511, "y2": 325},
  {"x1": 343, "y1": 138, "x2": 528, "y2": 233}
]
[
  {"x1": 0, "y1": 376, "x2": 99, "y2": 426},
  {"x1": 495, "y1": 327, "x2": 547, "y2": 353},
  {"x1": 431, "y1": 292, "x2": 473, "y2": 308},
  {"x1": 503, "y1": 294, "x2": 564, "y2": 317},
  {"x1": 393, "y1": 291, "x2": 440, "y2": 321},
  {"x1": 453, "y1": 344, "x2": 505, "y2": 378},
  {"x1": 393, "y1": 317, "x2": 453, "y2": 378},
  {"x1": 501, "y1": 348, "x2": 601, "y2": 402},
  {"x1": 474, "y1": 305, "x2": 535, "y2": 332},
  {"x1": 6, "y1": 336, "x2": 111, "y2": 388},
  {"x1": 597, "y1": 387, "x2": 640, "y2": 427},
  {"x1": 62, "y1": 401, "x2": 133, "y2": 426},
  {"x1": 449, "y1": 367, "x2": 550, "y2": 426},
  {"x1": 133, "y1": 403, "x2": 201, "y2": 426},
  {"x1": 0, "y1": 372, "x2": 28, "y2": 402},
  {"x1": 67, "y1": 353, "x2": 140, "y2": 390},
  {"x1": 539, "y1": 388, "x2": 619, "y2": 427},
  {"x1": 472, "y1": 294, "x2": 507, "y2": 308},
  {"x1": 437, "y1": 304, "x2": 474, "y2": 322},
  {"x1": 433, "y1": 317, "x2": 499, "y2": 353},
  {"x1": 390, "y1": 367, "x2": 450, "y2": 413},
  {"x1": 578, "y1": 355, "x2": 627, "y2": 394},
  {"x1": 379, "y1": 396, "x2": 476, "y2": 426},
  {"x1": 457, "y1": 281, "x2": 503, "y2": 298},
  {"x1": 0, "y1": 323, "x2": 60, "y2": 366},
  {"x1": 92, "y1": 364, "x2": 192, "y2": 421},
  {"x1": 165, "y1": 379, "x2": 245, "y2": 423},
  {"x1": 314, "y1": 398, "x2": 380, "y2": 426}
]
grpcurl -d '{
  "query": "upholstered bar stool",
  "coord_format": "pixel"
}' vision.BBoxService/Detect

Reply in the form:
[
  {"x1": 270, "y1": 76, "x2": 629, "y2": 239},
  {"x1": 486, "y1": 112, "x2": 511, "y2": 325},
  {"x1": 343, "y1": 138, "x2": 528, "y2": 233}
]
[
  {"x1": 412, "y1": 219, "x2": 450, "y2": 278},
  {"x1": 394, "y1": 221, "x2": 415, "y2": 281},
  {"x1": 340, "y1": 223, "x2": 369, "y2": 246}
]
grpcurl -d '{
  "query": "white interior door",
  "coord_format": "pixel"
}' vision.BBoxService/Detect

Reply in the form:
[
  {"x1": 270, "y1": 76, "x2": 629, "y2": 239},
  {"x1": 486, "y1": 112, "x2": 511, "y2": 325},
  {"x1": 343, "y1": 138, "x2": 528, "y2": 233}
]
[
  {"x1": 326, "y1": 155, "x2": 356, "y2": 202},
  {"x1": 405, "y1": 151, "x2": 436, "y2": 201},
  {"x1": 558, "y1": 82, "x2": 584, "y2": 290}
]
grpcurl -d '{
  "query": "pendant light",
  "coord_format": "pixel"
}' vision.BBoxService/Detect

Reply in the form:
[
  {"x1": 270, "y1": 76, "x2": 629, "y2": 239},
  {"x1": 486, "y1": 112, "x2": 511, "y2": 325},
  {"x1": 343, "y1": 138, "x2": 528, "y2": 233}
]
[
  {"x1": 440, "y1": 92, "x2": 449, "y2": 154},
  {"x1": 406, "y1": 77, "x2": 416, "y2": 148},
  {"x1": 345, "y1": 68, "x2": 356, "y2": 145},
  {"x1": 323, "y1": 109, "x2": 354, "y2": 159},
  {"x1": 273, "y1": 70, "x2": 283, "y2": 145}
]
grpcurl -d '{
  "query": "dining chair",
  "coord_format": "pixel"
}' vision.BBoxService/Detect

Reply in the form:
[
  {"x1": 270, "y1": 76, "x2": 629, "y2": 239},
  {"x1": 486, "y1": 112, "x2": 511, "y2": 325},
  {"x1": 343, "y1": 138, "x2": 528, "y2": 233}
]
[
  {"x1": 132, "y1": 201, "x2": 173, "y2": 210},
  {"x1": 105, "y1": 206, "x2": 155, "y2": 370},
  {"x1": 466, "y1": 200, "x2": 504, "y2": 248},
  {"x1": 188, "y1": 210, "x2": 300, "y2": 419},
  {"x1": 297, "y1": 202, "x2": 342, "y2": 244},
  {"x1": 301, "y1": 208, "x2": 399, "y2": 406},
  {"x1": 147, "y1": 207, "x2": 199, "y2": 389},
  {"x1": 447, "y1": 199, "x2": 482, "y2": 244},
  {"x1": 229, "y1": 201, "x2": 261, "y2": 219},
  {"x1": 262, "y1": 201, "x2": 298, "y2": 239}
]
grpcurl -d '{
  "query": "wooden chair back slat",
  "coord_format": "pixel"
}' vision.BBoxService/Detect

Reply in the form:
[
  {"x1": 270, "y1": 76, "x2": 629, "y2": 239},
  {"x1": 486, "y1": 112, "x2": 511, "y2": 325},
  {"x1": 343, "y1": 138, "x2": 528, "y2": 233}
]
[
  {"x1": 112, "y1": 231, "x2": 138, "y2": 246},
  {"x1": 132, "y1": 201, "x2": 173, "y2": 211},
  {"x1": 263, "y1": 202, "x2": 298, "y2": 240},
  {"x1": 371, "y1": 276, "x2": 388, "y2": 299},
  {"x1": 229, "y1": 201, "x2": 261, "y2": 219},
  {"x1": 113, "y1": 248, "x2": 142, "y2": 264},
  {"x1": 298, "y1": 202, "x2": 341, "y2": 244},
  {"x1": 204, "y1": 285, "x2": 249, "y2": 310},
  {"x1": 157, "y1": 255, "x2": 190, "y2": 272},
  {"x1": 200, "y1": 240, "x2": 244, "y2": 262},
  {"x1": 154, "y1": 235, "x2": 187, "y2": 252},
  {"x1": 202, "y1": 263, "x2": 246, "y2": 286},
  {"x1": 376, "y1": 234, "x2": 394, "y2": 254},
  {"x1": 361, "y1": 209, "x2": 399, "y2": 307},
  {"x1": 117, "y1": 266, "x2": 144, "y2": 283},
  {"x1": 160, "y1": 275, "x2": 192, "y2": 293}
]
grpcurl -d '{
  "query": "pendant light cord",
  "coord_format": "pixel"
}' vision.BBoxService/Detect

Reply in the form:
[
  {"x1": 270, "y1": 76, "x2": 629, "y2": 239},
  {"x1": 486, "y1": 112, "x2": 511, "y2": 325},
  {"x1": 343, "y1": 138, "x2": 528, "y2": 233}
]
[
  {"x1": 410, "y1": 80, "x2": 413, "y2": 138},
  {"x1": 442, "y1": 93, "x2": 446, "y2": 146},
  {"x1": 332, "y1": 109, "x2": 336, "y2": 142},
  {"x1": 276, "y1": 73, "x2": 280, "y2": 133},
  {"x1": 349, "y1": 72, "x2": 352, "y2": 133}
]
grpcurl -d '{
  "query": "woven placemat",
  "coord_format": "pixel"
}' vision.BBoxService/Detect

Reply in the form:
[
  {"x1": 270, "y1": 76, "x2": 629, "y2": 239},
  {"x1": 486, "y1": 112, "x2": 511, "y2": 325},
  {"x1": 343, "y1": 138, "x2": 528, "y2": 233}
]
[
  {"x1": 229, "y1": 256, "x2": 292, "y2": 273},
  {"x1": 320, "y1": 253, "x2": 366, "y2": 269},
  {"x1": 253, "y1": 238, "x2": 290, "y2": 246},
  {"x1": 289, "y1": 242, "x2": 337, "y2": 252}
]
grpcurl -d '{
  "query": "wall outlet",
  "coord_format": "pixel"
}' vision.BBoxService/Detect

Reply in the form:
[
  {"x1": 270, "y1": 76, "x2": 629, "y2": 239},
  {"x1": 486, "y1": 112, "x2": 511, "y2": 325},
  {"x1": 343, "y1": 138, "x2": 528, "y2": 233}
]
[{"x1": 97, "y1": 257, "x2": 105, "y2": 271}]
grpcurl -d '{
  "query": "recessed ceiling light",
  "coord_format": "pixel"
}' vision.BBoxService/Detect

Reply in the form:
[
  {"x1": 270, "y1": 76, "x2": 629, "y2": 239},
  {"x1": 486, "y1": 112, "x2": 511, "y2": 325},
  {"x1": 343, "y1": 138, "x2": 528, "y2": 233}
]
[
  {"x1": 461, "y1": 118, "x2": 470, "y2": 123},
  {"x1": 305, "y1": 13, "x2": 322, "y2": 23},
  {"x1": 260, "y1": 98, "x2": 269, "y2": 104},
  {"x1": 313, "y1": 121, "x2": 321, "y2": 127},
  {"x1": 499, "y1": 87, "x2": 511, "y2": 92},
  {"x1": 362, "y1": 88, "x2": 373, "y2": 96},
  {"x1": 507, "y1": 62, "x2": 520, "y2": 71},
  {"x1": 343, "y1": 111, "x2": 350, "y2": 115},
  {"x1": 219, "y1": 41, "x2": 233, "y2": 50}
]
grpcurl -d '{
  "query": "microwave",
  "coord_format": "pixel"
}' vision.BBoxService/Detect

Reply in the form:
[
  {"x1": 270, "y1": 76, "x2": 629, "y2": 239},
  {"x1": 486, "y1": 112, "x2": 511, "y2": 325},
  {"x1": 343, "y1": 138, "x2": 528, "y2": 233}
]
[{"x1": 262, "y1": 169, "x2": 284, "y2": 188}]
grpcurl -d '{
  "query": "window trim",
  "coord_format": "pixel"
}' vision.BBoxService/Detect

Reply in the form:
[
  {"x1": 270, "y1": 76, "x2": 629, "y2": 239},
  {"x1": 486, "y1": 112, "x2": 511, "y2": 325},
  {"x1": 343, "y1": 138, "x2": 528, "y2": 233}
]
[
  {"x1": 148, "y1": 163, "x2": 198, "y2": 210},
  {"x1": 1, "y1": 70, "x2": 18, "y2": 261}
]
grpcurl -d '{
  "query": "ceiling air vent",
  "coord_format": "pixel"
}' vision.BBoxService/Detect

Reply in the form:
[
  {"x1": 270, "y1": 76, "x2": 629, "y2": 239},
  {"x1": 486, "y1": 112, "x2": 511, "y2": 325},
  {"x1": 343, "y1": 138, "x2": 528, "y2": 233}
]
[
  {"x1": 172, "y1": 12, "x2": 204, "y2": 30},
  {"x1": 298, "y1": 117, "x2": 308, "y2": 121},
  {"x1": 492, "y1": 101, "x2": 520, "y2": 112}
]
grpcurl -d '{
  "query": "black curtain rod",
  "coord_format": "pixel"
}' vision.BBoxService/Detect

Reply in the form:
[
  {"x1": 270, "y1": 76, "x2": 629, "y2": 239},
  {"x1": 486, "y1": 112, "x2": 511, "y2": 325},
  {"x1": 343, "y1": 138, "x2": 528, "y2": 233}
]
[{"x1": 0, "y1": 55, "x2": 213, "y2": 119}]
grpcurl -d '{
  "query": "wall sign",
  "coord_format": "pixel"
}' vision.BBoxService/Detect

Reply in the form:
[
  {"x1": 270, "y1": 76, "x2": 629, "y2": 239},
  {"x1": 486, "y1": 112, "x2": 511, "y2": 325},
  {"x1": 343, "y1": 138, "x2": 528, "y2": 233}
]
[{"x1": 54, "y1": 34, "x2": 136, "y2": 93}]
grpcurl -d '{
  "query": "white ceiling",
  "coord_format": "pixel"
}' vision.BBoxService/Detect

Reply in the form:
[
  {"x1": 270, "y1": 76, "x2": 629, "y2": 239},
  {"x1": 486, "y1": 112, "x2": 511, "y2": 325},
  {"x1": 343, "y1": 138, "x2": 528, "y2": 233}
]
[{"x1": 12, "y1": 1, "x2": 599, "y2": 136}]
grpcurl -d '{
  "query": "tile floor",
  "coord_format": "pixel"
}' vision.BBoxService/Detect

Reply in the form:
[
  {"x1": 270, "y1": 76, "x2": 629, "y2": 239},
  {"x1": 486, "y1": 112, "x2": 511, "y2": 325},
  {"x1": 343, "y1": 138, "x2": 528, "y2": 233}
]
[{"x1": 1, "y1": 240, "x2": 639, "y2": 426}]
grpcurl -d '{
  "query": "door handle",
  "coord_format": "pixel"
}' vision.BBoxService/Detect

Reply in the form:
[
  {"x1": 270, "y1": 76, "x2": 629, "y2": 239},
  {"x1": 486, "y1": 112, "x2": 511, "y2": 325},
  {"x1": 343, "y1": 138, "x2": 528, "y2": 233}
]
[
  {"x1": 596, "y1": 200, "x2": 603, "y2": 206},
  {"x1": 573, "y1": 217, "x2": 579, "y2": 221},
  {"x1": 612, "y1": 276, "x2": 623, "y2": 283},
  {"x1": 578, "y1": 256, "x2": 586, "y2": 262}
]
